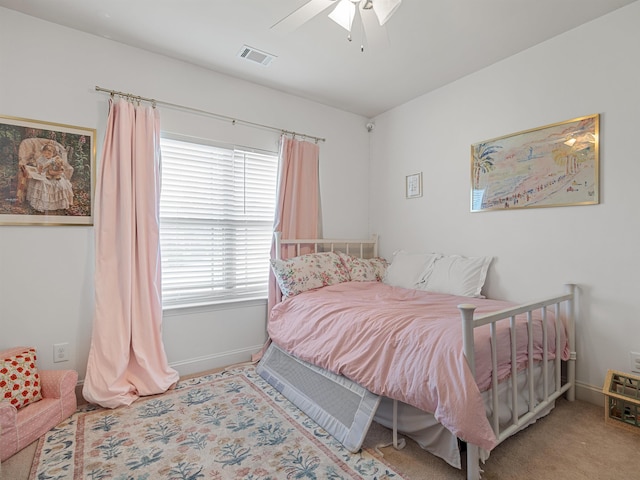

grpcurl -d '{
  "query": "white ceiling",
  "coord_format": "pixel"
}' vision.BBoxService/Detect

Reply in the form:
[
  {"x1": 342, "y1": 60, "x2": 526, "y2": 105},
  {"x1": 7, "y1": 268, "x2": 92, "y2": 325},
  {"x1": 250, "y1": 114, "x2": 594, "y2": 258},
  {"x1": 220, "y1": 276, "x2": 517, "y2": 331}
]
[{"x1": 0, "y1": 0, "x2": 636, "y2": 118}]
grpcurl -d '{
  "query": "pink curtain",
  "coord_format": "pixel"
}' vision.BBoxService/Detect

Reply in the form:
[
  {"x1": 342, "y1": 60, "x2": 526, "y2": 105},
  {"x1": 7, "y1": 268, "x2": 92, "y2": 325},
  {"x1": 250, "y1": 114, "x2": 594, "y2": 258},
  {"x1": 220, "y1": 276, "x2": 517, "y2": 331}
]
[
  {"x1": 267, "y1": 135, "x2": 321, "y2": 314},
  {"x1": 83, "y1": 98, "x2": 179, "y2": 408}
]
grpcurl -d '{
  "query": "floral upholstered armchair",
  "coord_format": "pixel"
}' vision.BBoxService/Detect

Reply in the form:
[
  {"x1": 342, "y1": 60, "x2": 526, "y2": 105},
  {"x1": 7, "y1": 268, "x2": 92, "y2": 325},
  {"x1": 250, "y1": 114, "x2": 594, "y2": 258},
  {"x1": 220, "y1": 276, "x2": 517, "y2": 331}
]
[{"x1": 0, "y1": 346, "x2": 78, "y2": 462}]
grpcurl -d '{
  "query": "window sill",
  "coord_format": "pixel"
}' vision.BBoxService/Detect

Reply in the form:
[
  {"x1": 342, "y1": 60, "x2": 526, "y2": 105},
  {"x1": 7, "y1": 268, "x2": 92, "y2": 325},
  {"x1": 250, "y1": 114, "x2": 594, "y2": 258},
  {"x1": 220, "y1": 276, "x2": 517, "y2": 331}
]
[{"x1": 162, "y1": 297, "x2": 267, "y2": 316}]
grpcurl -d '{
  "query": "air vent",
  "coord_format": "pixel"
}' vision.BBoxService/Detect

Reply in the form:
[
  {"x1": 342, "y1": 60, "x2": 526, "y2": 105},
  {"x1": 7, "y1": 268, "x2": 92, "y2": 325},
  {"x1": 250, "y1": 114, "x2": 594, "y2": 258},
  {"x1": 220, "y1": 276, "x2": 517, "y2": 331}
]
[{"x1": 237, "y1": 45, "x2": 276, "y2": 66}]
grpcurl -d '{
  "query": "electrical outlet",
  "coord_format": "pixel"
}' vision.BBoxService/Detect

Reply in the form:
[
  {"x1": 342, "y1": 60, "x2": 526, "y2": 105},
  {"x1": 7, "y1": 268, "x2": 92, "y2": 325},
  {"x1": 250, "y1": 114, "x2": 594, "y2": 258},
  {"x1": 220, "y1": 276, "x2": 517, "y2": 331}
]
[
  {"x1": 630, "y1": 351, "x2": 640, "y2": 374},
  {"x1": 53, "y1": 343, "x2": 69, "y2": 363}
]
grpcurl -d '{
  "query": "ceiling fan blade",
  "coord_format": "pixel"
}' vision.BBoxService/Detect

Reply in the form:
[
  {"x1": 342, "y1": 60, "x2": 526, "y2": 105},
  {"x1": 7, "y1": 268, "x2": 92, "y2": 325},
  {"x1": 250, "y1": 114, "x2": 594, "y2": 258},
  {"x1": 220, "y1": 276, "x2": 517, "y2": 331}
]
[
  {"x1": 328, "y1": 0, "x2": 356, "y2": 32},
  {"x1": 271, "y1": 0, "x2": 337, "y2": 33},
  {"x1": 360, "y1": 3, "x2": 389, "y2": 50},
  {"x1": 372, "y1": 0, "x2": 403, "y2": 26}
]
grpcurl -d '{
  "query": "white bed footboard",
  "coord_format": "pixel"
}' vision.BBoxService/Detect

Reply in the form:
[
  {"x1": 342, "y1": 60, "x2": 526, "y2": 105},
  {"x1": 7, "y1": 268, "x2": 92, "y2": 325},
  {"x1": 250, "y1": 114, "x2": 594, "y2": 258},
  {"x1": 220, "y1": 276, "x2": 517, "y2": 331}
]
[{"x1": 458, "y1": 284, "x2": 577, "y2": 480}]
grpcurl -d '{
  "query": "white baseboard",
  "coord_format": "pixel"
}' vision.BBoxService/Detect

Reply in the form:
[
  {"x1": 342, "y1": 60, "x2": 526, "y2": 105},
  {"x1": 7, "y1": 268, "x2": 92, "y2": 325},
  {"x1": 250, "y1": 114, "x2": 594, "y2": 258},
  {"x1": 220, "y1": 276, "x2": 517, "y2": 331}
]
[
  {"x1": 575, "y1": 380, "x2": 604, "y2": 406},
  {"x1": 75, "y1": 346, "x2": 263, "y2": 405},
  {"x1": 76, "y1": 354, "x2": 605, "y2": 409},
  {"x1": 172, "y1": 353, "x2": 607, "y2": 407},
  {"x1": 169, "y1": 345, "x2": 264, "y2": 378}
]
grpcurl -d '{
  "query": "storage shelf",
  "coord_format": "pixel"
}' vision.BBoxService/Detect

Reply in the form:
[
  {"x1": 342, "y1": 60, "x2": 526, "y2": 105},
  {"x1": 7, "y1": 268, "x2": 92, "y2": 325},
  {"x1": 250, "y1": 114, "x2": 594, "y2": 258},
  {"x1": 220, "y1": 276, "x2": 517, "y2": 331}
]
[{"x1": 603, "y1": 369, "x2": 640, "y2": 433}]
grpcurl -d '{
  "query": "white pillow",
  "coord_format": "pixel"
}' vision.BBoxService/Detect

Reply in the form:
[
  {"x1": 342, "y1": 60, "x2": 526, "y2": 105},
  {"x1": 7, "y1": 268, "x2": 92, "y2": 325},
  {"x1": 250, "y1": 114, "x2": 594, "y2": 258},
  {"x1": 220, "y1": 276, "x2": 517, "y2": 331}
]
[
  {"x1": 419, "y1": 254, "x2": 493, "y2": 297},
  {"x1": 383, "y1": 250, "x2": 441, "y2": 289}
]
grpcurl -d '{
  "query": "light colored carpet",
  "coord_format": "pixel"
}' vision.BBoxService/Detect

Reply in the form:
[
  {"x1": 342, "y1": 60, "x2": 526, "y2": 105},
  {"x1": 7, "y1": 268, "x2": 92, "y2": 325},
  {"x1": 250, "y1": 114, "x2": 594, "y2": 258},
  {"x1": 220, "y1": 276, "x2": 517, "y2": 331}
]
[
  {"x1": 363, "y1": 397, "x2": 640, "y2": 480},
  {"x1": 3, "y1": 382, "x2": 639, "y2": 479}
]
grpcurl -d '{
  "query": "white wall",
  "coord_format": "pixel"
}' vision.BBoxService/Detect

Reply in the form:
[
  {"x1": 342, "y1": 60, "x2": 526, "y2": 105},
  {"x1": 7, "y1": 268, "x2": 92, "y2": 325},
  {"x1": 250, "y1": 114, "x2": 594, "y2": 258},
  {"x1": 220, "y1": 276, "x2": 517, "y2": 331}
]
[
  {"x1": 2, "y1": 3, "x2": 637, "y2": 403},
  {"x1": 369, "y1": 2, "x2": 640, "y2": 401},
  {"x1": 0, "y1": 9, "x2": 371, "y2": 379}
]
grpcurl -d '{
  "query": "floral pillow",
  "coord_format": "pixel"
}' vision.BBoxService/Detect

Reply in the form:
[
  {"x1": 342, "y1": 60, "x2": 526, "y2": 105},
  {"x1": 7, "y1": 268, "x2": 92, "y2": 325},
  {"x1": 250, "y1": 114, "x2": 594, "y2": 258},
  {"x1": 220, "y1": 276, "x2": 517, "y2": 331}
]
[
  {"x1": 1, "y1": 347, "x2": 42, "y2": 410},
  {"x1": 338, "y1": 251, "x2": 389, "y2": 282},
  {"x1": 271, "y1": 251, "x2": 351, "y2": 297}
]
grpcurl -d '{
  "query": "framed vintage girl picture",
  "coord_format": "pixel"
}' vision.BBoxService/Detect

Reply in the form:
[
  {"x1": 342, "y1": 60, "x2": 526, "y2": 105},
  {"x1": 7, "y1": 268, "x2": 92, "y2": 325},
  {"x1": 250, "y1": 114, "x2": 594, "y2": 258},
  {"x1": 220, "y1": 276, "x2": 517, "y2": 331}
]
[{"x1": 0, "y1": 115, "x2": 96, "y2": 225}]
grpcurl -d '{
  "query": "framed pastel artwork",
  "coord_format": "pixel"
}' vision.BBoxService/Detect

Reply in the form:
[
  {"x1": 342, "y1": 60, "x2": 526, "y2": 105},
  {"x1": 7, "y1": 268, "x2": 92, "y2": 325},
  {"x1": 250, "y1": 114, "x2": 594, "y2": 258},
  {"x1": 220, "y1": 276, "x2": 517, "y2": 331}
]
[{"x1": 471, "y1": 114, "x2": 599, "y2": 212}]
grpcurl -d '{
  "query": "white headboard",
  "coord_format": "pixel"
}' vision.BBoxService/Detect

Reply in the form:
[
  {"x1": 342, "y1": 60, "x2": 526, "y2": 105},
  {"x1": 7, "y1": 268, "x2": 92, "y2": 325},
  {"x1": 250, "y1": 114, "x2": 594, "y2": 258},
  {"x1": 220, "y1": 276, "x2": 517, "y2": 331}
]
[{"x1": 274, "y1": 232, "x2": 379, "y2": 260}]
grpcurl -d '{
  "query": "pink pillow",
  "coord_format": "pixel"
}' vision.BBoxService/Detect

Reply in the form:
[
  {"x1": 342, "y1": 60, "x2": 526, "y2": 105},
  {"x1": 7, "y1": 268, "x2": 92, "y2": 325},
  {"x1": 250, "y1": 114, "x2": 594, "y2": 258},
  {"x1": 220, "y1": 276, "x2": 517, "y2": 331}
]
[{"x1": 1, "y1": 347, "x2": 42, "y2": 410}]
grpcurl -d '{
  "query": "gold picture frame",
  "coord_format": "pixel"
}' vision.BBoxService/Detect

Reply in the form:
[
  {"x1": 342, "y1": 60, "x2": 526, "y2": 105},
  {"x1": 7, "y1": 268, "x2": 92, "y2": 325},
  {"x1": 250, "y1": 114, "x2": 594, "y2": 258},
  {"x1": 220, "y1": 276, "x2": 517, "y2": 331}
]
[
  {"x1": 0, "y1": 115, "x2": 96, "y2": 225},
  {"x1": 406, "y1": 172, "x2": 423, "y2": 199},
  {"x1": 471, "y1": 114, "x2": 599, "y2": 212}
]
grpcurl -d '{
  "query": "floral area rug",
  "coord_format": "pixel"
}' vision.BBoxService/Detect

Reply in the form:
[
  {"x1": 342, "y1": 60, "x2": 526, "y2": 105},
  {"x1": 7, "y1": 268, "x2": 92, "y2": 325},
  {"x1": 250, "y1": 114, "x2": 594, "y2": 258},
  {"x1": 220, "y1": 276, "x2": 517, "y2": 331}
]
[{"x1": 30, "y1": 364, "x2": 407, "y2": 479}]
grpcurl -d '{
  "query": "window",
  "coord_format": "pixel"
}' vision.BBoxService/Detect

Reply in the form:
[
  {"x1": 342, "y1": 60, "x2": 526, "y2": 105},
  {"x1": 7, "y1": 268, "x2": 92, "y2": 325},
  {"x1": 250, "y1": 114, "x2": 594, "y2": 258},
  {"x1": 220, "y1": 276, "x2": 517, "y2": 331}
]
[{"x1": 159, "y1": 136, "x2": 278, "y2": 308}]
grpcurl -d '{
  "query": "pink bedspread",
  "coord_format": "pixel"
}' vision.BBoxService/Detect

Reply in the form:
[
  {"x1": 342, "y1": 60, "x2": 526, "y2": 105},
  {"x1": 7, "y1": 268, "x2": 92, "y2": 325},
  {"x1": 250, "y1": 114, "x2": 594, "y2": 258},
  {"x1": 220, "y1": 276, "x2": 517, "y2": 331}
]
[{"x1": 268, "y1": 281, "x2": 569, "y2": 451}]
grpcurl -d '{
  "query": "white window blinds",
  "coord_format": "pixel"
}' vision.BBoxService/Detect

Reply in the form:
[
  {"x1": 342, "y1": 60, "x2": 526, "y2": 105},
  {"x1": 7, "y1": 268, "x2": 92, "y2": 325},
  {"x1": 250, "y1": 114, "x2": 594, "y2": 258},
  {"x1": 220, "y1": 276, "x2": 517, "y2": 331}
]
[{"x1": 159, "y1": 137, "x2": 278, "y2": 308}]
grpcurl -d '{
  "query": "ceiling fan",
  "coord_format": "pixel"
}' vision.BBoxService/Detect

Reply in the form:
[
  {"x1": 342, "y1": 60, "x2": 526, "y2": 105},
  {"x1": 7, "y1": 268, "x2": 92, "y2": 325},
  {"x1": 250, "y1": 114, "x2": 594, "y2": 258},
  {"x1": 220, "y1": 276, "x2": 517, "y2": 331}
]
[{"x1": 271, "y1": 0, "x2": 403, "y2": 51}]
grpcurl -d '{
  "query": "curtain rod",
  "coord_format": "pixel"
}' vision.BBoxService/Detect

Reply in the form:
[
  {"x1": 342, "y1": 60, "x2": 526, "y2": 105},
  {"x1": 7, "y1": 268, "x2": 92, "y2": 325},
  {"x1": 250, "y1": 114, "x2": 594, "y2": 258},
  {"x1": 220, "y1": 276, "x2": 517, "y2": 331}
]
[{"x1": 94, "y1": 86, "x2": 326, "y2": 143}]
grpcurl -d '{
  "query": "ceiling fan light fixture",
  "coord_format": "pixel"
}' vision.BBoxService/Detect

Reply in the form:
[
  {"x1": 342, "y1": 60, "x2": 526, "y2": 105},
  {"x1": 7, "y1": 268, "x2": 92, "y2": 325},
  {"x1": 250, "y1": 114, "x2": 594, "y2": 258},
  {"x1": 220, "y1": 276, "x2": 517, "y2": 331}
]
[
  {"x1": 372, "y1": 0, "x2": 402, "y2": 26},
  {"x1": 328, "y1": 0, "x2": 356, "y2": 31}
]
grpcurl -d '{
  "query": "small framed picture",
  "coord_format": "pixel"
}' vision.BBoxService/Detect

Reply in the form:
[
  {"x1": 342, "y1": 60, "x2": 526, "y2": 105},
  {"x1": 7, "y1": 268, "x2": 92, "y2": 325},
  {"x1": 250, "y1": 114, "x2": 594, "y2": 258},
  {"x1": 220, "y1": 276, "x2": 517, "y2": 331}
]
[{"x1": 406, "y1": 172, "x2": 422, "y2": 199}]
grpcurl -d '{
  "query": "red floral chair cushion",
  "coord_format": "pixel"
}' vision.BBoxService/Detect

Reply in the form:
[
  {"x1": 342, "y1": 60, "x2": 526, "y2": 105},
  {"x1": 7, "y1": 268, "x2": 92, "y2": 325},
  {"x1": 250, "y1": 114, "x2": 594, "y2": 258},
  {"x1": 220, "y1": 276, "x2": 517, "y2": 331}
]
[{"x1": 0, "y1": 347, "x2": 42, "y2": 410}]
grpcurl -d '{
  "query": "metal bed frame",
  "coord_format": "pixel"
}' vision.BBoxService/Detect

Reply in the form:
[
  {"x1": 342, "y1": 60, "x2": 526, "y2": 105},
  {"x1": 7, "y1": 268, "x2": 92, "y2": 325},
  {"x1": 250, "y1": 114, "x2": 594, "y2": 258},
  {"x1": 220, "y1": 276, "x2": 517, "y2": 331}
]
[{"x1": 273, "y1": 233, "x2": 576, "y2": 480}]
